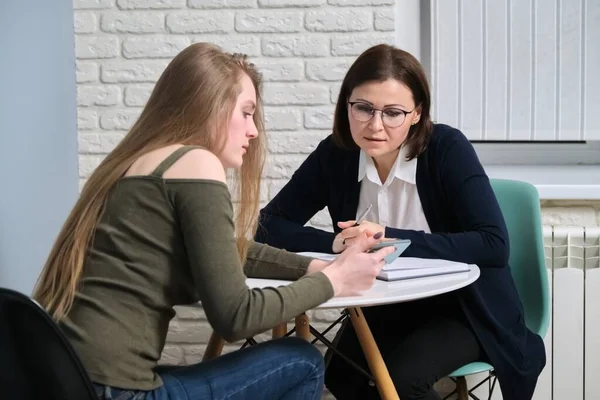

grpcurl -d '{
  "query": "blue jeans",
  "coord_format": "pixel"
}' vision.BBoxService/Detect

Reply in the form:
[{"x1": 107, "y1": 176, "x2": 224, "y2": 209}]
[{"x1": 93, "y1": 337, "x2": 324, "y2": 400}]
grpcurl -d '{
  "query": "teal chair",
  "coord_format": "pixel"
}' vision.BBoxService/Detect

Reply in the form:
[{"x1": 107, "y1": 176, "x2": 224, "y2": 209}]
[{"x1": 443, "y1": 179, "x2": 551, "y2": 400}]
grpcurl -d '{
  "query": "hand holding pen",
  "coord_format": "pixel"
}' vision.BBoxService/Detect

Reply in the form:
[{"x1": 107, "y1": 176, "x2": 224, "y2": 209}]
[
  {"x1": 352, "y1": 204, "x2": 372, "y2": 227},
  {"x1": 343, "y1": 204, "x2": 372, "y2": 245},
  {"x1": 331, "y1": 204, "x2": 386, "y2": 253}
]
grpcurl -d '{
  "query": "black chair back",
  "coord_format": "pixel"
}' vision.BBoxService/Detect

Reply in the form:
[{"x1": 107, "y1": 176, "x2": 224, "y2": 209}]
[{"x1": 0, "y1": 287, "x2": 99, "y2": 400}]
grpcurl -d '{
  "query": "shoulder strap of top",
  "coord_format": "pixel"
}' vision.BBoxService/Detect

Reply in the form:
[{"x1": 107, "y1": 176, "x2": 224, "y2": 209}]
[{"x1": 150, "y1": 145, "x2": 205, "y2": 177}]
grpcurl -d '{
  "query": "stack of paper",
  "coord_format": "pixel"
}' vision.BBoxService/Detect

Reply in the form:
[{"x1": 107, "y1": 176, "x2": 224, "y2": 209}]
[
  {"x1": 376, "y1": 257, "x2": 470, "y2": 281},
  {"x1": 297, "y1": 252, "x2": 337, "y2": 261},
  {"x1": 297, "y1": 252, "x2": 470, "y2": 282}
]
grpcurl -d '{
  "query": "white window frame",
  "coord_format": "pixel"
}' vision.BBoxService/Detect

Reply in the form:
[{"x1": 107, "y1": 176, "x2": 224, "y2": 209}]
[{"x1": 395, "y1": 0, "x2": 600, "y2": 166}]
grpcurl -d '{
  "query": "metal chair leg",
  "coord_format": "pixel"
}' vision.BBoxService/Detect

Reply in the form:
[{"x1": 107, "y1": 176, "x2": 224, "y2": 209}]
[
  {"x1": 443, "y1": 372, "x2": 497, "y2": 400},
  {"x1": 487, "y1": 374, "x2": 497, "y2": 400},
  {"x1": 324, "y1": 316, "x2": 348, "y2": 369}
]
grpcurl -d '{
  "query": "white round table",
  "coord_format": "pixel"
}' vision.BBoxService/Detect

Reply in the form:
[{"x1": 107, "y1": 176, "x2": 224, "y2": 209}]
[
  {"x1": 246, "y1": 265, "x2": 480, "y2": 309},
  {"x1": 203, "y1": 265, "x2": 480, "y2": 400},
  {"x1": 245, "y1": 265, "x2": 480, "y2": 400}
]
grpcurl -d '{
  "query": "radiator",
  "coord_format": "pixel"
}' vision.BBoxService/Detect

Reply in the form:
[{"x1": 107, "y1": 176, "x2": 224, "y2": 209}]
[
  {"x1": 533, "y1": 226, "x2": 600, "y2": 400},
  {"x1": 460, "y1": 226, "x2": 600, "y2": 400}
]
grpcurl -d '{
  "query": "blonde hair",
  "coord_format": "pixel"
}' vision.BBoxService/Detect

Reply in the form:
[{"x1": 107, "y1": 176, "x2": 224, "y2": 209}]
[{"x1": 33, "y1": 43, "x2": 266, "y2": 321}]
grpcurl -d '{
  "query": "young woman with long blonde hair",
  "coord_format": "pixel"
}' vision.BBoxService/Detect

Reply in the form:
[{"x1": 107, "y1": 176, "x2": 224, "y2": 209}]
[{"x1": 32, "y1": 42, "x2": 393, "y2": 400}]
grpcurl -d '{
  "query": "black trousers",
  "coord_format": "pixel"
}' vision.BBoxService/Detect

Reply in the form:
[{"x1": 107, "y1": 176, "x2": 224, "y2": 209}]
[{"x1": 324, "y1": 293, "x2": 483, "y2": 400}]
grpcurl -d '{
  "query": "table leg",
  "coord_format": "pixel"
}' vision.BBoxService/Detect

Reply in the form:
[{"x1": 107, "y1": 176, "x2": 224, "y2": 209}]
[
  {"x1": 456, "y1": 377, "x2": 468, "y2": 400},
  {"x1": 295, "y1": 313, "x2": 311, "y2": 340},
  {"x1": 202, "y1": 332, "x2": 225, "y2": 362},
  {"x1": 348, "y1": 307, "x2": 399, "y2": 400},
  {"x1": 272, "y1": 323, "x2": 287, "y2": 338}
]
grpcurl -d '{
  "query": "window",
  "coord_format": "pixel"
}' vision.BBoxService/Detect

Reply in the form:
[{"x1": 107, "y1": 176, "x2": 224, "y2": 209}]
[{"x1": 396, "y1": 0, "x2": 600, "y2": 165}]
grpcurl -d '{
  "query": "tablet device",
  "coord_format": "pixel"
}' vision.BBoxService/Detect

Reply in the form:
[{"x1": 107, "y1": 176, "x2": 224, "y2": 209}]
[{"x1": 368, "y1": 239, "x2": 411, "y2": 264}]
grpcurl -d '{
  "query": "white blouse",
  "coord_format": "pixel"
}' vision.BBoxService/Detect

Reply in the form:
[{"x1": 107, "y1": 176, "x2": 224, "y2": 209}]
[{"x1": 356, "y1": 146, "x2": 431, "y2": 234}]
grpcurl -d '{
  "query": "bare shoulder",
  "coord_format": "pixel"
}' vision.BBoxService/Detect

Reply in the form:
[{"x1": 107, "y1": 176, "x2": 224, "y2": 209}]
[
  {"x1": 125, "y1": 145, "x2": 226, "y2": 183},
  {"x1": 162, "y1": 147, "x2": 226, "y2": 183}
]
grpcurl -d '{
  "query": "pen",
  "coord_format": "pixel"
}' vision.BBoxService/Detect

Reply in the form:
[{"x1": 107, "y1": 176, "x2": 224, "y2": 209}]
[{"x1": 353, "y1": 204, "x2": 372, "y2": 226}]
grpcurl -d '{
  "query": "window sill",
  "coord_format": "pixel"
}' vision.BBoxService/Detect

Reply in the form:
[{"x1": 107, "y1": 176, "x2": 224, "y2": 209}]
[{"x1": 483, "y1": 165, "x2": 600, "y2": 200}]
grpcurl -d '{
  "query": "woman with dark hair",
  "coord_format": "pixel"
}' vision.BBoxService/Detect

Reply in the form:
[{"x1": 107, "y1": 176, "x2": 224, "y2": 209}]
[{"x1": 255, "y1": 44, "x2": 546, "y2": 400}]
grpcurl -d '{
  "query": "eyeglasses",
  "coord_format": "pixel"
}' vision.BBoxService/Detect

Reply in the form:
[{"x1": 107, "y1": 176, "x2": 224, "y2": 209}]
[{"x1": 348, "y1": 101, "x2": 415, "y2": 128}]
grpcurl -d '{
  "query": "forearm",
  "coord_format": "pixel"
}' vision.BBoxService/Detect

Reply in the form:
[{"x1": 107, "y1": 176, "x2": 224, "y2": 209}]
[
  {"x1": 213, "y1": 272, "x2": 334, "y2": 342},
  {"x1": 306, "y1": 259, "x2": 329, "y2": 275},
  {"x1": 386, "y1": 226, "x2": 508, "y2": 267},
  {"x1": 174, "y1": 184, "x2": 335, "y2": 343},
  {"x1": 255, "y1": 213, "x2": 336, "y2": 253},
  {"x1": 243, "y1": 241, "x2": 313, "y2": 280}
]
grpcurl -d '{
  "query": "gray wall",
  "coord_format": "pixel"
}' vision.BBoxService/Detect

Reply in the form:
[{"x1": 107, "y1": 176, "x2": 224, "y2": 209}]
[{"x1": 0, "y1": 1, "x2": 79, "y2": 294}]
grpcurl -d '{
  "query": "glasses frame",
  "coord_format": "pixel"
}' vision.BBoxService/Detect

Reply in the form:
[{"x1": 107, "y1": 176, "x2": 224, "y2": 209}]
[{"x1": 347, "y1": 101, "x2": 416, "y2": 128}]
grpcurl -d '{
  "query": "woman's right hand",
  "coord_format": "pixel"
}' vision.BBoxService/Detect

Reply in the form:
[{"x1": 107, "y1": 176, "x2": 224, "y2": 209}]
[
  {"x1": 331, "y1": 220, "x2": 386, "y2": 253},
  {"x1": 322, "y1": 232, "x2": 395, "y2": 297}
]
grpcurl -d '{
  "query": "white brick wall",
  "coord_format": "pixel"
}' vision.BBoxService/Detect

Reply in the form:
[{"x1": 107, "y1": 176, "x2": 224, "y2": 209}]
[{"x1": 71, "y1": 0, "x2": 600, "y2": 396}]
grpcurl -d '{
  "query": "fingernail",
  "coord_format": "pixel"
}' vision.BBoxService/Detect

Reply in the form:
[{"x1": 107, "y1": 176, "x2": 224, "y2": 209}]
[{"x1": 373, "y1": 232, "x2": 383, "y2": 239}]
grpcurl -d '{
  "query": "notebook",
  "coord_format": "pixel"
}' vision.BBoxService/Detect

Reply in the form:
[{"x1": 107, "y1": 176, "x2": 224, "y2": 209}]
[
  {"x1": 297, "y1": 252, "x2": 470, "y2": 282},
  {"x1": 376, "y1": 257, "x2": 470, "y2": 281},
  {"x1": 298, "y1": 238, "x2": 411, "y2": 264}
]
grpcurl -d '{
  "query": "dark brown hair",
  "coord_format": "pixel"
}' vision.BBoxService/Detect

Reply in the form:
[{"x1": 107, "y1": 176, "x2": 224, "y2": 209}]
[{"x1": 332, "y1": 44, "x2": 433, "y2": 160}]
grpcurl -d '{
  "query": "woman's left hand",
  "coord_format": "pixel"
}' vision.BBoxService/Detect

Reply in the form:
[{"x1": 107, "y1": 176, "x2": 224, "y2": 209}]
[
  {"x1": 334, "y1": 220, "x2": 386, "y2": 250},
  {"x1": 306, "y1": 259, "x2": 330, "y2": 275}
]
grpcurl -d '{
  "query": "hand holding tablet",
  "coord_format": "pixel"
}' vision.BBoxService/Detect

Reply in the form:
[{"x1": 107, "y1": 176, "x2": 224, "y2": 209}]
[{"x1": 368, "y1": 239, "x2": 411, "y2": 264}]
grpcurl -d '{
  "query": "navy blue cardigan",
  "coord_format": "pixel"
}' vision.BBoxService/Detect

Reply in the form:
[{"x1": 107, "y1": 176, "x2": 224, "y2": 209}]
[{"x1": 256, "y1": 124, "x2": 546, "y2": 399}]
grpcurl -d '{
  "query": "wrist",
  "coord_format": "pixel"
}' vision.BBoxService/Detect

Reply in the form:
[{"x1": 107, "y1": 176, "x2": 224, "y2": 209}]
[
  {"x1": 332, "y1": 235, "x2": 346, "y2": 253},
  {"x1": 321, "y1": 267, "x2": 342, "y2": 296},
  {"x1": 306, "y1": 259, "x2": 328, "y2": 275},
  {"x1": 331, "y1": 236, "x2": 339, "y2": 253}
]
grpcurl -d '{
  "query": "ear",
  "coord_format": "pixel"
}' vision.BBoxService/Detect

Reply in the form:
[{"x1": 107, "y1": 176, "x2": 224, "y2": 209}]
[{"x1": 411, "y1": 105, "x2": 422, "y2": 126}]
